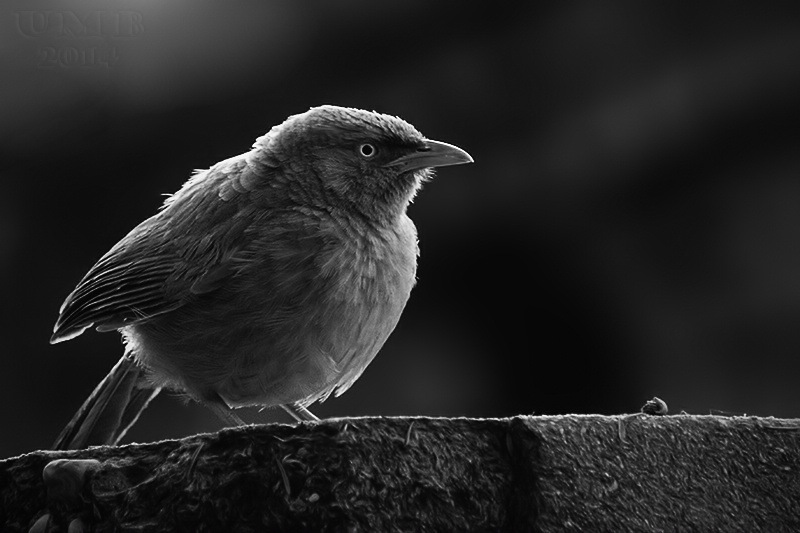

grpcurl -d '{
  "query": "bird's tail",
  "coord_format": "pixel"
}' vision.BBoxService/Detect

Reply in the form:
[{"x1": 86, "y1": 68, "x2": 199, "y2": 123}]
[{"x1": 52, "y1": 354, "x2": 161, "y2": 450}]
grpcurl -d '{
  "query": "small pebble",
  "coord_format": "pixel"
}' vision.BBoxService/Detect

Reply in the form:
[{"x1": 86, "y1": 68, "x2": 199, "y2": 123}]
[{"x1": 641, "y1": 397, "x2": 668, "y2": 416}]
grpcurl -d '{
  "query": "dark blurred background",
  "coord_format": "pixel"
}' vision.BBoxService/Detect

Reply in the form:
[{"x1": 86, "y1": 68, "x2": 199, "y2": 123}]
[{"x1": 3, "y1": 1, "x2": 800, "y2": 458}]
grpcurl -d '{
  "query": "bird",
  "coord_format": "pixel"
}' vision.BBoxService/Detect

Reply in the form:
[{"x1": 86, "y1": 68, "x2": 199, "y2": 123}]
[{"x1": 49, "y1": 105, "x2": 473, "y2": 450}]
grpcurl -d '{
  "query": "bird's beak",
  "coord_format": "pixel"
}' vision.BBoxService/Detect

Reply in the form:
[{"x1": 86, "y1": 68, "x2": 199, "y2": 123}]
[{"x1": 385, "y1": 139, "x2": 474, "y2": 171}]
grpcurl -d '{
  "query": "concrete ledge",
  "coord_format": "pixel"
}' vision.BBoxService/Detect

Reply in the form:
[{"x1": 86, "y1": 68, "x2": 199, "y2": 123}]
[{"x1": 2, "y1": 415, "x2": 800, "y2": 531}]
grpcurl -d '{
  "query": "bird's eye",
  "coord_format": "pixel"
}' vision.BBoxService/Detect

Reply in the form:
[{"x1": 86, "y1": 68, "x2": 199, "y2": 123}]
[{"x1": 358, "y1": 143, "x2": 377, "y2": 158}]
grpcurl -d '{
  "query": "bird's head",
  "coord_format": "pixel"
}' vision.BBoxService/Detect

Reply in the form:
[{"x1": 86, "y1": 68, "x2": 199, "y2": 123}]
[{"x1": 254, "y1": 105, "x2": 473, "y2": 223}]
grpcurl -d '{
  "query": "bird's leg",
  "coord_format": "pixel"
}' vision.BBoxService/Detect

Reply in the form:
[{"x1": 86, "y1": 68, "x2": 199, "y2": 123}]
[
  {"x1": 206, "y1": 393, "x2": 246, "y2": 427},
  {"x1": 280, "y1": 403, "x2": 320, "y2": 422}
]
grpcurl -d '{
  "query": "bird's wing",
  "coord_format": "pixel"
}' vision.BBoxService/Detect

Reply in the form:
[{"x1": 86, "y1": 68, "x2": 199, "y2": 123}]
[
  {"x1": 51, "y1": 155, "x2": 262, "y2": 344},
  {"x1": 51, "y1": 236, "x2": 189, "y2": 343}
]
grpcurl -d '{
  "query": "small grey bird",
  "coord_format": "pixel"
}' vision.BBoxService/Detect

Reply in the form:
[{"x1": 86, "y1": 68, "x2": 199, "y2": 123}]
[{"x1": 50, "y1": 105, "x2": 473, "y2": 449}]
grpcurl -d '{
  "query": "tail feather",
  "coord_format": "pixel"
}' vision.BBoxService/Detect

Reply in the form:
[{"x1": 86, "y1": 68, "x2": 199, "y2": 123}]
[{"x1": 53, "y1": 355, "x2": 160, "y2": 450}]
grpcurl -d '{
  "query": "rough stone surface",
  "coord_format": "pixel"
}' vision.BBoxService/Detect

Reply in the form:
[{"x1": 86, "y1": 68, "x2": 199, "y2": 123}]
[{"x1": 2, "y1": 415, "x2": 800, "y2": 532}]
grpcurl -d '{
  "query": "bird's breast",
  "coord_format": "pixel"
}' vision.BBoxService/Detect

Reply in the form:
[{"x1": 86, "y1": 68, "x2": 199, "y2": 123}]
[
  {"x1": 319, "y1": 214, "x2": 418, "y2": 305},
  {"x1": 303, "y1": 213, "x2": 419, "y2": 398}
]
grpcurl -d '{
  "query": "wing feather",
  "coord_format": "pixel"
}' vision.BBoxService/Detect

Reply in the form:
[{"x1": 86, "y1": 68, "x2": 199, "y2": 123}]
[
  {"x1": 51, "y1": 248, "x2": 189, "y2": 343},
  {"x1": 51, "y1": 154, "x2": 265, "y2": 344}
]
